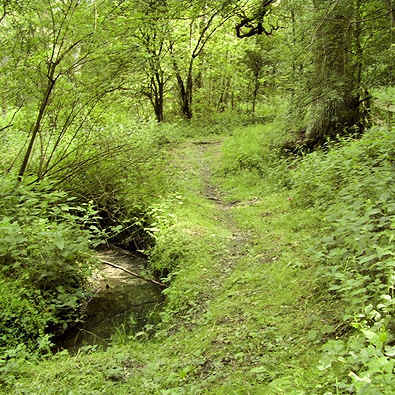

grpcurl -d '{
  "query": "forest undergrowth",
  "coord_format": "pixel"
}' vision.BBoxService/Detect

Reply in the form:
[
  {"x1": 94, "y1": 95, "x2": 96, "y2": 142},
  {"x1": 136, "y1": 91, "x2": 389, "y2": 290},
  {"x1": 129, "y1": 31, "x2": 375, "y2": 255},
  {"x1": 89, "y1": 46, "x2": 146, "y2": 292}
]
[
  {"x1": 1, "y1": 120, "x2": 393, "y2": 394},
  {"x1": 1, "y1": 0, "x2": 393, "y2": 392}
]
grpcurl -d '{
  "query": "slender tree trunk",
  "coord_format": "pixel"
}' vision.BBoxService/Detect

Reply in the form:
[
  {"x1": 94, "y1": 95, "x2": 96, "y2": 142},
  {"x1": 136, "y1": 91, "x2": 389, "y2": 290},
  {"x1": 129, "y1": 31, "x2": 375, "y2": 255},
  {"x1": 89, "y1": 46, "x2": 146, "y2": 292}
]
[
  {"x1": 146, "y1": 71, "x2": 165, "y2": 122},
  {"x1": 385, "y1": 0, "x2": 395, "y2": 27},
  {"x1": 353, "y1": 0, "x2": 372, "y2": 131},
  {"x1": 175, "y1": 71, "x2": 191, "y2": 119},
  {"x1": 251, "y1": 73, "x2": 260, "y2": 120},
  {"x1": 185, "y1": 60, "x2": 193, "y2": 119},
  {"x1": 385, "y1": 0, "x2": 394, "y2": 85},
  {"x1": 290, "y1": 8, "x2": 297, "y2": 97},
  {"x1": 175, "y1": 64, "x2": 193, "y2": 119},
  {"x1": 171, "y1": 46, "x2": 193, "y2": 119},
  {"x1": 153, "y1": 72, "x2": 164, "y2": 122},
  {"x1": 18, "y1": 68, "x2": 57, "y2": 181},
  {"x1": 217, "y1": 76, "x2": 231, "y2": 112}
]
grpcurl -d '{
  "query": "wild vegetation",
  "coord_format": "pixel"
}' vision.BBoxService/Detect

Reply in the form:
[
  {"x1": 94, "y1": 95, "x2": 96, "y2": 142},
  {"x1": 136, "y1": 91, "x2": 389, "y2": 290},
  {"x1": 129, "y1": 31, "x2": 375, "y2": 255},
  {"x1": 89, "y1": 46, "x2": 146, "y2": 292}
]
[{"x1": 0, "y1": 0, "x2": 394, "y2": 394}]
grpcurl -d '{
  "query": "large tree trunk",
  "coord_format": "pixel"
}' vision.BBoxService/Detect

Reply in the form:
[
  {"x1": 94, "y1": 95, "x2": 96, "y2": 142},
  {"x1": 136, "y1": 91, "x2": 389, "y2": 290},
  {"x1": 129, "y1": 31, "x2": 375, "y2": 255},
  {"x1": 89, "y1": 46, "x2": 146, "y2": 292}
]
[{"x1": 304, "y1": 1, "x2": 361, "y2": 149}]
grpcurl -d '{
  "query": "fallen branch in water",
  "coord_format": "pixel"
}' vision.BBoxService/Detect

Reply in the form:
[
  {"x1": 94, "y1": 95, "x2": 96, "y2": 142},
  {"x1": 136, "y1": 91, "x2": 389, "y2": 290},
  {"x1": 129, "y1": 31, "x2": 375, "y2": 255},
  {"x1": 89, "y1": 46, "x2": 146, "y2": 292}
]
[{"x1": 98, "y1": 258, "x2": 167, "y2": 289}]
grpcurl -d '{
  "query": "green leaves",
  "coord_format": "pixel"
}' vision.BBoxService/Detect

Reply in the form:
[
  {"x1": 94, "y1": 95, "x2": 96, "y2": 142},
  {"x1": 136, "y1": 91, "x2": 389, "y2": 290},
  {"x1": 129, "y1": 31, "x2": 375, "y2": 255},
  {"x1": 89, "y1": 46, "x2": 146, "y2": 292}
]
[
  {"x1": 0, "y1": 177, "x2": 100, "y2": 359},
  {"x1": 288, "y1": 125, "x2": 395, "y2": 393},
  {"x1": 54, "y1": 238, "x2": 65, "y2": 251},
  {"x1": 361, "y1": 329, "x2": 387, "y2": 350}
]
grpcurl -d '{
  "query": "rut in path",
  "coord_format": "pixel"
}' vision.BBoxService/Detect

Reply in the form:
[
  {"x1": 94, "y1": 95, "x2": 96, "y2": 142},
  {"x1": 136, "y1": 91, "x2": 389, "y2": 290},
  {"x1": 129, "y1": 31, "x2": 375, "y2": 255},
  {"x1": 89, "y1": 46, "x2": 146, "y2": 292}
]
[{"x1": 194, "y1": 142, "x2": 250, "y2": 297}]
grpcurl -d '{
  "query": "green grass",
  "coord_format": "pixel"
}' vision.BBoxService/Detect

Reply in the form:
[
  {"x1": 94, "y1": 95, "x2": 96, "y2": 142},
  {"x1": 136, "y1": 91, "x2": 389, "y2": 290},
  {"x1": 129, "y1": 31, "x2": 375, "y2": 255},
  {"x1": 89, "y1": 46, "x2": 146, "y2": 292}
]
[
  {"x1": 4, "y1": 124, "x2": 393, "y2": 394},
  {"x1": 4, "y1": 133, "x2": 326, "y2": 394}
]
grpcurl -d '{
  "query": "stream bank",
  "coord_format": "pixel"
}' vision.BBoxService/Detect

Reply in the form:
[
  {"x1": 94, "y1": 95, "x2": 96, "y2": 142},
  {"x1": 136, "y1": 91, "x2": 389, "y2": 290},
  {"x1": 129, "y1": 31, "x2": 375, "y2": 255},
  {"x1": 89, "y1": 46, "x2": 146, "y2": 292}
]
[
  {"x1": 6, "y1": 135, "x2": 338, "y2": 395},
  {"x1": 57, "y1": 246, "x2": 164, "y2": 352}
]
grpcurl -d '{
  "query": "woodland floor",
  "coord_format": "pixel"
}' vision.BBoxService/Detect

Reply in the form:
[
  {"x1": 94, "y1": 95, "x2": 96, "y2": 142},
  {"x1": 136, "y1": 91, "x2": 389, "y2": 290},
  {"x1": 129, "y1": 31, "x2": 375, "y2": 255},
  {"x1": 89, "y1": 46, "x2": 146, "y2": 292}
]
[
  {"x1": 193, "y1": 142, "x2": 251, "y2": 315},
  {"x1": 8, "y1": 136, "x2": 336, "y2": 394}
]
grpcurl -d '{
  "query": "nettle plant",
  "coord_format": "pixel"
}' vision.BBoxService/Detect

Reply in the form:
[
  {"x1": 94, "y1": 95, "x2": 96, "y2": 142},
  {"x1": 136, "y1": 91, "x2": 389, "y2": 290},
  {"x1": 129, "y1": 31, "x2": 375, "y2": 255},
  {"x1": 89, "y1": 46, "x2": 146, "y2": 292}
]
[
  {"x1": 0, "y1": 178, "x2": 102, "y2": 352},
  {"x1": 290, "y1": 127, "x2": 395, "y2": 393},
  {"x1": 317, "y1": 297, "x2": 395, "y2": 394},
  {"x1": 144, "y1": 193, "x2": 185, "y2": 278},
  {"x1": 316, "y1": 191, "x2": 395, "y2": 393}
]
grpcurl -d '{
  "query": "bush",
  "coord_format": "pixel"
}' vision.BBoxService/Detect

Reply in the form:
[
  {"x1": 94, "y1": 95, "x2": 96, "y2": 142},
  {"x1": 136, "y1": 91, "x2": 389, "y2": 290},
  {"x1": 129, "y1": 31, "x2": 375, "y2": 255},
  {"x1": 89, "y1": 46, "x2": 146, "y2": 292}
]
[
  {"x1": 220, "y1": 123, "x2": 290, "y2": 189},
  {"x1": 53, "y1": 120, "x2": 174, "y2": 247},
  {"x1": 0, "y1": 277, "x2": 50, "y2": 351},
  {"x1": 144, "y1": 193, "x2": 189, "y2": 277},
  {"x1": 289, "y1": 126, "x2": 395, "y2": 393},
  {"x1": 290, "y1": 127, "x2": 395, "y2": 209},
  {"x1": 0, "y1": 178, "x2": 99, "y2": 354}
]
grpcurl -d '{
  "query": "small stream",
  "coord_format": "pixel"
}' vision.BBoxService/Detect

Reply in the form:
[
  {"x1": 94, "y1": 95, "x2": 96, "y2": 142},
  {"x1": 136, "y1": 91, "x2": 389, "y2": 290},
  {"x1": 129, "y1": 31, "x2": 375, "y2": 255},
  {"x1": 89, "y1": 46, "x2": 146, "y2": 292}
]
[{"x1": 57, "y1": 247, "x2": 164, "y2": 352}]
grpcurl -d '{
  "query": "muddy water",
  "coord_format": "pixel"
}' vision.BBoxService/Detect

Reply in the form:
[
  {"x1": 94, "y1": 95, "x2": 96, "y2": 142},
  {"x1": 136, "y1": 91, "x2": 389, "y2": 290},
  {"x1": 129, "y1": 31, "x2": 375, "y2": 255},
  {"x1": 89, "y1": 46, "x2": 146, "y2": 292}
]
[{"x1": 57, "y1": 247, "x2": 163, "y2": 352}]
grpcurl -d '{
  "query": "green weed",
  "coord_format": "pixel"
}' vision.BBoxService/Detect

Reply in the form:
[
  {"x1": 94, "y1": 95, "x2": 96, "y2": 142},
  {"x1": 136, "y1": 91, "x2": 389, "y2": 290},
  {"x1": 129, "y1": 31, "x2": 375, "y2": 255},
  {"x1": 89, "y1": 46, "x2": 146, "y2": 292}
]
[{"x1": 2, "y1": 124, "x2": 394, "y2": 395}]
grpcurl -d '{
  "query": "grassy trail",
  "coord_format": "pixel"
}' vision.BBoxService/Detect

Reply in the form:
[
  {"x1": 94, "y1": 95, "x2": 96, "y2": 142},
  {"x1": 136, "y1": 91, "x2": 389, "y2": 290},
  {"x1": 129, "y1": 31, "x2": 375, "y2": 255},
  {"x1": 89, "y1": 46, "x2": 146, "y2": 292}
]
[
  {"x1": 7, "y1": 137, "x2": 331, "y2": 394},
  {"x1": 194, "y1": 141, "x2": 250, "y2": 306},
  {"x1": 142, "y1": 138, "x2": 331, "y2": 393}
]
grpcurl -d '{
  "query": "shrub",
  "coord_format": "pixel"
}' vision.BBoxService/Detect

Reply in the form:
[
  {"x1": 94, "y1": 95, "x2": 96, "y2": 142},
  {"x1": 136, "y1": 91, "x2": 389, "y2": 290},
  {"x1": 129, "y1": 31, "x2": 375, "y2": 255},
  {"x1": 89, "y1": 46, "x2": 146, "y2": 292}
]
[
  {"x1": 289, "y1": 126, "x2": 395, "y2": 393},
  {"x1": 290, "y1": 127, "x2": 395, "y2": 209},
  {"x1": 0, "y1": 277, "x2": 50, "y2": 351},
  {"x1": 54, "y1": 120, "x2": 173, "y2": 247},
  {"x1": 0, "y1": 178, "x2": 99, "y2": 353},
  {"x1": 144, "y1": 193, "x2": 188, "y2": 277},
  {"x1": 220, "y1": 123, "x2": 290, "y2": 189}
]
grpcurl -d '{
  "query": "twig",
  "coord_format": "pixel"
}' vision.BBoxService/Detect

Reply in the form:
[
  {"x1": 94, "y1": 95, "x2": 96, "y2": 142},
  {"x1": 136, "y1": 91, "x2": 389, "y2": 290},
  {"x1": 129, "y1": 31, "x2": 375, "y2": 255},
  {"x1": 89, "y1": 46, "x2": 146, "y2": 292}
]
[{"x1": 98, "y1": 258, "x2": 167, "y2": 288}]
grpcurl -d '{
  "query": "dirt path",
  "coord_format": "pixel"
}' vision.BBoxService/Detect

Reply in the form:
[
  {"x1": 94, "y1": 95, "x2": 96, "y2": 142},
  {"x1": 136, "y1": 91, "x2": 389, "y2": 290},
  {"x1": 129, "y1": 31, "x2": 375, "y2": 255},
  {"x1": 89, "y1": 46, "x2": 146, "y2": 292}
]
[{"x1": 194, "y1": 142, "x2": 250, "y2": 294}]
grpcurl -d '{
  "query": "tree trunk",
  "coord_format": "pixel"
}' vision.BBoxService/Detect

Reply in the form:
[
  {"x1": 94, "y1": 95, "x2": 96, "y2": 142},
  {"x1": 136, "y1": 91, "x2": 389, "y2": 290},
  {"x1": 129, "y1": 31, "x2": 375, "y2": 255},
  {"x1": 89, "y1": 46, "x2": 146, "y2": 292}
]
[
  {"x1": 185, "y1": 60, "x2": 193, "y2": 119},
  {"x1": 217, "y1": 76, "x2": 231, "y2": 112},
  {"x1": 304, "y1": 1, "x2": 360, "y2": 149},
  {"x1": 172, "y1": 53, "x2": 193, "y2": 119},
  {"x1": 145, "y1": 71, "x2": 165, "y2": 123},
  {"x1": 18, "y1": 68, "x2": 56, "y2": 180},
  {"x1": 153, "y1": 71, "x2": 164, "y2": 122},
  {"x1": 251, "y1": 73, "x2": 260, "y2": 120},
  {"x1": 175, "y1": 72, "x2": 192, "y2": 119},
  {"x1": 385, "y1": 0, "x2": 395, "y2": 27},
  {"x1": 385, "y1": 0, "x2": 394, "y2": 85},
  {"x1": 154, "y1": 95, "x2": 164, "y2": 122}
]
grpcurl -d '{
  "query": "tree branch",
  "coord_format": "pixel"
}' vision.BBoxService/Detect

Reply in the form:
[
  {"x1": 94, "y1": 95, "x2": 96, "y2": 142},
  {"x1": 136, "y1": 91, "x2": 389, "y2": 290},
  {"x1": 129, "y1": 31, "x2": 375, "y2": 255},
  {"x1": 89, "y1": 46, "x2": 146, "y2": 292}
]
[
  {"x1": 98, "y1": 258, "x2": 167, "y2": 288},
  {"x1": 235, "y1": 0, "x2": 277, "y2": 38}
]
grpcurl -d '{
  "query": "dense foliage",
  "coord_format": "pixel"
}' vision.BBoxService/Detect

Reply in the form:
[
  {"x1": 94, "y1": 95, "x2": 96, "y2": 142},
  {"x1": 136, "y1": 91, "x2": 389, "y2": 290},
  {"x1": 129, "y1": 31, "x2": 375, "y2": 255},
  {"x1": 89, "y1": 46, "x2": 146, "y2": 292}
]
[
  {"x1": 290, "y1": 129, "x2": 395, "y2": 393},
  {"x1": 0, "y1": 180, "x2": 97, "y2": 382},
  {"x1": 0, "y1": 0, "x2": 393, "y2": 393}
]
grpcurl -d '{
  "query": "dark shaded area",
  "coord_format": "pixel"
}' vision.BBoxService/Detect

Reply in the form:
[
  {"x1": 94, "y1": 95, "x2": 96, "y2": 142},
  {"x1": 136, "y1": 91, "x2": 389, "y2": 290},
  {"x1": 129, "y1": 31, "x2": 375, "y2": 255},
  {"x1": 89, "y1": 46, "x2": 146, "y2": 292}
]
[{"x1": 56, "y1": 248, "x2": 163, "y2": 353}]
